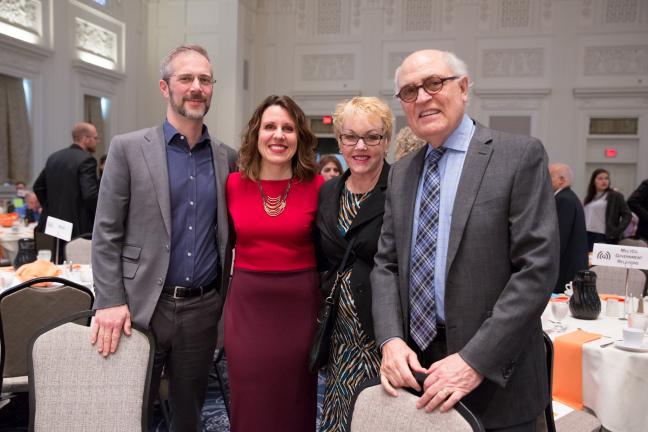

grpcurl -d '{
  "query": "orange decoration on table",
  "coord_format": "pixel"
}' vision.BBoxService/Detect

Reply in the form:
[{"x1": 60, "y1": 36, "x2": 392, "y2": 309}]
[
  {"x1": 0, "y1": 213, "x2": 18, "y2": 227},
  {"x1": 15, "y1": 259, "x2": 62, "y2": 286},
  {"x1": 553, "y1": 329, "x2": 602, "y2": 410}
]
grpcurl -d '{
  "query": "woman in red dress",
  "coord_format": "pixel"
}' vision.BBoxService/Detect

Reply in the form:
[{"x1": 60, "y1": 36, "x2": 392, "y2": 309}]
[{"x1": 224, "y1": 95, "x2": 324, "y2": 431}]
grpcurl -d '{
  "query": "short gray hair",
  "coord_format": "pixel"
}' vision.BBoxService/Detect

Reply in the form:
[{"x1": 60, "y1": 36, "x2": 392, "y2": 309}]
[
  {"x1": 160, "y1": 44, "x2": 211, "y2": 81},
  {"x1": 393, "y1": 50, "x2": 470, "y2": 95}
]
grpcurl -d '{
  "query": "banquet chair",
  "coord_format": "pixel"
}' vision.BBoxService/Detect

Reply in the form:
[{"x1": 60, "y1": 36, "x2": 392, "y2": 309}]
[
  {"x1": 589, "y1": 265, "x2": 645, "y2": 298},
  {"x1": 28, "y1": 310, "x2": 155, "y2": 432},
  {"x1": 543, "y1": 332, "x2": 601, "y2": 432},
  {"x1": 618, "y1": 238, "x2": 648, "y2": 248},
  {"x1": 348, "y1": 375, "x2": 484, "y2": 432},
  {"x1": 64, "y1": 236, "x2": 92, "y2": 265},
  {"x1": 0, "y1": 277, "x2": 93, "y2": 395}
]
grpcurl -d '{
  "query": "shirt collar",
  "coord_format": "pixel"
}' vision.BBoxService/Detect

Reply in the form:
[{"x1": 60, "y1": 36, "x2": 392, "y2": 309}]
[
  {"x1": 163, "y1": 119, "x2": 211, "y2": 147},
  {"x1": 425, "y1": 113, "x2": 474, "y2": 155}
]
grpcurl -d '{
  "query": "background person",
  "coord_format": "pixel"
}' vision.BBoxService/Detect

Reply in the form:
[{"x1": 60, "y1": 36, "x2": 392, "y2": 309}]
[
  {"x1": 90, "y1": 44, "x2": 237, "y2": 431},
  {"x1": 316, "y1": 96, "x2": 393, "y2": 431},
  {"x1": 33, "y1": 122, "x2": 100, "y2": 261},
  {"x1": 371, "y1": 49, "x2": 559, "y2": 431},
  {"x1": 628, "y1": 178, "x2": 648, "y2": 241},
  {"x1": 583, "y1": 168, "x2": 631, "y2": 251},
  {"x1": 224, "y1": 95, "x2": 323, "y2": 432},
  {"x1": 549, "y1": 163, "x2": 588, "y2": 293},
  {"x1": 394, "y1": 126, "x2": 426, "y2": 161},
  {"x1": 318, "y1": 154, "x2": 342, "y2": 181}
]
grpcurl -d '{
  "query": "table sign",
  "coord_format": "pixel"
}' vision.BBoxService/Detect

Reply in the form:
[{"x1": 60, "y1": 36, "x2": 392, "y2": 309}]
[
  {"x1": 44, "y1": 216, "x2": 73, "y2": 242},
  {"x1": 592, "y1": 243, "x2": 648, "y2": 318},
  {"x1": 592, "y1": 243, "x2": 648, "y2": 269},
  {"x1": 44, "y1": 216, "x2": 73, "y2": 264}
]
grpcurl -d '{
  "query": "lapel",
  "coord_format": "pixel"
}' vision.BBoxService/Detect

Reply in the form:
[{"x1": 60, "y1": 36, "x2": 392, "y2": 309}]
[
  {"x1": 346, "y1": 162, "x2": 391, "y2": 238},
  {"x1": 319, "y1": 173, "x2": 347, "y2": 247},
  {"x1": 141, "y1": 126, "x2": 172, "y2": 238},
  {"x1": 445, "y1": 124, "x2": 493, "y2": 273},
  {"x1": 210, "y1": 139, "x2": 232, "y2": 254},
  {"x1": 400, "y1": 146, "x2": 428, "y2": 277}
]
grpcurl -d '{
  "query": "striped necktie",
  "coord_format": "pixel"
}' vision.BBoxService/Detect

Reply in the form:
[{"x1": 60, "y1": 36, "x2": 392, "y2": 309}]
[{"x1": 410, "y1": 146, "x2": 445, "y2": 351}]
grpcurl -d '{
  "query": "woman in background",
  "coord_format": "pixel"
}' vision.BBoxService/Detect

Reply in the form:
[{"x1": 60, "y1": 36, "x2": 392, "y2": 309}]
[
  {"x1": 318, "y1": 154, "x2": 343, "y2": 181},
  {"x1": 394, "y1": 126, "x2": 426, "y2": 161},
  {"x1": 225, "y1": 95, "x2": 323, "y2": 431},
  {"x1": 316, "y1": 97, "x2": 393, "y2": 431},
  {"x1": 583, "y1": 168, "x2": 631, "y2": 251}
]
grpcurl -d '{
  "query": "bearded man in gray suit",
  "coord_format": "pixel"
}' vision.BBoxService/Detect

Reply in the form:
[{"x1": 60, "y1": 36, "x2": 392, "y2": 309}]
[
  {"x1": 371, "y1": 50, "x2": 559, "y2": 431},
  {"x1": 90, "y1": 44, "x2": 237, "y2": 431}
]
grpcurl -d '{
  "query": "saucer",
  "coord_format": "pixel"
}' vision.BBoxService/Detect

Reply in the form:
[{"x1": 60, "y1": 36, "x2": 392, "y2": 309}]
[{"x1": 615, "y1": 341, "x2": 648, "y2": 353}]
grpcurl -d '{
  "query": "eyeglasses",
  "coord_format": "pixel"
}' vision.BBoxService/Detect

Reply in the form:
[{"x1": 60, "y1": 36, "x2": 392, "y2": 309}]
[
  {"x1": 395, "y1": 75, "x2": 459, "y2": 103},
  {"x1": 339, "y1": 132, "x2": 384, "y2": 147},
  {"x1": 168, "y1": 74, "x2": 217, "y2": 87}
]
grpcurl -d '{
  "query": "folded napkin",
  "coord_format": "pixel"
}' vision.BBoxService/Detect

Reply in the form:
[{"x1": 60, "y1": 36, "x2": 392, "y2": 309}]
[
  {"x1": 15, "y1": 259, "x2": 62, "y2": 286},
  {"x1": 553, "y1": 329, "x2": 601, "y2": 410},
  {"x1": 599, "y1": 294, "x2": 624, "y2": 302}
]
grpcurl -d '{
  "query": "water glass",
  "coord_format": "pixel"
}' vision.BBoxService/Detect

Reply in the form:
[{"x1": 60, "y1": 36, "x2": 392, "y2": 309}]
[
  {"x1": 551, "y1": 301, "x2": 569, "y2": 332},
  {"x1": 37, "y1": 249, "x2": 52, "y2": 262}
]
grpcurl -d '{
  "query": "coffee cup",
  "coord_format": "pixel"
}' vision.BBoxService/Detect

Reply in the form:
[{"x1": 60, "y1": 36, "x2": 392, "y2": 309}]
[
  {"x1": 623, "y1": 328, "x2": 645, "y2": 347},
  {"x1": 629, "y1": 313, "x2": 648, "y2": 333},
  {"x1": 606, "y1": 299, "x2": 620, "y2": 317}
]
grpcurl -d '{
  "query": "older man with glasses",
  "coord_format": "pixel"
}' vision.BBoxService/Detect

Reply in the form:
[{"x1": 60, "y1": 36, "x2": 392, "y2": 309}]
[
  {"x1": 371, "y1": 49, "x2": 559, "y2": 431},
  {"x1": 90, "y1": 44, "x2": 237, "y2": 431}
]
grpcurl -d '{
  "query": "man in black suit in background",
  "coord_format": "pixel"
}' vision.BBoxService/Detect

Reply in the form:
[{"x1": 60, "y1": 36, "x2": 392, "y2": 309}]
[
  {"x1": 33, "y1": 122, "x2": 100, "y2": 260},
  {"x1": 549, "y1": 163, "x2": 589, "y2": 293}
]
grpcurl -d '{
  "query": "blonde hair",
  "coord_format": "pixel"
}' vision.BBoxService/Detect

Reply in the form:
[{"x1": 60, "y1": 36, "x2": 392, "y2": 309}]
[
  {"x1": 394, "y1": 127, "x2": 427, "y2": 160},
  {"x1": 332, "y1": 97, "x2": 394, "y2": 140}
]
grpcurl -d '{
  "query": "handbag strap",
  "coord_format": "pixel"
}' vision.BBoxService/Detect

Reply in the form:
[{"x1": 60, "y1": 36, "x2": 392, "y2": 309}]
[{"x1": 325, "y1": 237, "x2": 357, "y2": 303}]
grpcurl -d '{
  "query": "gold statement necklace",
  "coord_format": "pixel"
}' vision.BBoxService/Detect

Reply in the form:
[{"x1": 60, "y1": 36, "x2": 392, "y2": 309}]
[{"x1": 257, "y1": 178, "x2": 293, "y2": 217}]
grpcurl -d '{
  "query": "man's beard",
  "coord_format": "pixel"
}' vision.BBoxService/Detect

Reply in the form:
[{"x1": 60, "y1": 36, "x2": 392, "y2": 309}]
[{"x1": 169, "y1": 88, "x2": 211, "y2": 120}]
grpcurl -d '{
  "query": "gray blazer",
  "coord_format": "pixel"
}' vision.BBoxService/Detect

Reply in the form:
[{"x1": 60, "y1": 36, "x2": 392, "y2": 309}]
[
  {"x1": 92, "y1": 125, "x2": 237, "y2": 328},
  {"x1": 371, "y1": 123, "x2": 559, "y2": 428}
]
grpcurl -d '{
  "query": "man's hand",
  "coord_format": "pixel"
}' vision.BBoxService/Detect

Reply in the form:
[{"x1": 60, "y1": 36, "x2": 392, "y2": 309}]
[
  {"x1": 417, "y1": 353, "x2": 484, "y2": 412},
  {"x1": 90, "y1": 305, "x2": 132, "y2": 357},
  {"x1": 379, "y1": 338, "x2": 427, "y2": 396}
]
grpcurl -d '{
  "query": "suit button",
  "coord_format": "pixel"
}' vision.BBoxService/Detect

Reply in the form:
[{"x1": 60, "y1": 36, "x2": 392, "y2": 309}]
[
  {"x1": 157, "y1": 278, "x2": 163, "y2": 285},
  {"x1": 165, "y1": 244, "x2": 169, "y2": 252}
]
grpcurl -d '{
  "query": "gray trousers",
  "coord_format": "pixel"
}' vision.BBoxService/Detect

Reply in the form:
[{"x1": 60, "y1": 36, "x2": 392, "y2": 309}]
[{"x1": 148, "y1": 288, "x2": 222, "y2": 432}]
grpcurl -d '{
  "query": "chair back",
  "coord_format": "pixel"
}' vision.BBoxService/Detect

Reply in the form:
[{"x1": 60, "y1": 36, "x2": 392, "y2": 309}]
[
  {"x1": 28, "y1": 310, "x2": 154, "y2": 432},
  {"x1": 348, "y1": 376, "x2": 484, "y2": 432},
  {"x1": 543, "y1": 332, "x2": 557, "y2": 432},
  {"x1": 618, "y1": 238, "x2": 648, "y2": 248},
  {"x1": 589, "y1": 265, "x2": 645, "y2": 297},
  {"x1": 64, "y1": 237, "x2": 92, "y2": 265},
  {"x1": 0, "y1": 277, "x2": 93, "y2": 392}
]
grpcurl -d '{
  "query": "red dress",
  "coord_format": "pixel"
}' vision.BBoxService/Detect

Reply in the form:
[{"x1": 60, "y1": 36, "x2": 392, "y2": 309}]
[{"x1": 224, "y1": 172, "x2": 324, "y2": 432}]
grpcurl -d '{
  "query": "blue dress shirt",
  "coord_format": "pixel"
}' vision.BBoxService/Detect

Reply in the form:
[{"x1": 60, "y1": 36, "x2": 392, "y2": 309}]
[
  {"x1": 163, "y1": 120, "x2": 219, "y2": 288},
  {"x1": 411, "y1": 114, "x2": 475, "y2": 321}
]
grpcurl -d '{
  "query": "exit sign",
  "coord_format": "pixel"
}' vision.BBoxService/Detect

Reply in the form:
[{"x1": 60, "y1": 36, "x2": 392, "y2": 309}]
[{"x1": 605, "y1": 148, "x2": 617, "y2": 158}]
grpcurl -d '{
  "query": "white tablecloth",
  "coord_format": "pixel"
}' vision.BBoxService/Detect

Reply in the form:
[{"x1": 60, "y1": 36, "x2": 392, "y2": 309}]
[
  {"x1": 0, "y1": 265, "x2": 93, "y2": 293},
  {"x1": 542, "y1": 300, "x2": 648, "y2": 432},
  {"x1": 0, "y1": 225, "x2": 35, "y2": 262}
]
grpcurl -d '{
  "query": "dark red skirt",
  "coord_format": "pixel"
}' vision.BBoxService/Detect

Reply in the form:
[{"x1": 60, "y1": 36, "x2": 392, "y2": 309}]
[{"x1": 224, "y1": 268, "x2": 320, "y2": 432}]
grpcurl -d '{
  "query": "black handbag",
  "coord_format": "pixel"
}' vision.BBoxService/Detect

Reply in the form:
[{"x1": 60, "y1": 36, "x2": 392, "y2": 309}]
[{"x1": 308, "y1": 237, "x2": 356, "y2": 373}]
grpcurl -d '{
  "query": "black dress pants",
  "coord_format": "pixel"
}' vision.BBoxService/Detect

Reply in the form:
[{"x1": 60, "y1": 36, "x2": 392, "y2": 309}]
[{"x1": 148, "y1": 287, "x2": 222, "y2": 432}]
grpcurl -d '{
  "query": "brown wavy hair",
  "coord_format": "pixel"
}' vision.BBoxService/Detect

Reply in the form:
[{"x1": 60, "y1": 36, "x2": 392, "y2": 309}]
[{"x1": 238, "y1": 95, "x2": 318, "y2": 181}]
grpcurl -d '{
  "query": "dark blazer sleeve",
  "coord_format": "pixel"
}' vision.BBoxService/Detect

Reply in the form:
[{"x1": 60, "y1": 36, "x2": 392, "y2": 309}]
[
  {"x1": 555, "y1": 192, "x2": 575, "y2": 257},
  {"x1": 628, "y1": 180, "x2": 648, "y2": 227},
  {"x1": 33, "y1": 168, "x2": 47, "y2": 207},
  {"x1": 78, "y1": 156, "x2": 99, "y2": 210}
]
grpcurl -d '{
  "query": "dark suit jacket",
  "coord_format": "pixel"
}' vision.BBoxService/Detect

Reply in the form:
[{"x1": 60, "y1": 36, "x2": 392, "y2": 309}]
[
  {"x1": 33, "y1": 144, "x2": 99, "y2": 237},
  {"x1": 628, "y1": 179, "x2": 648, "y2": 240},
  {"x1": 316, "y1": 163, "x2": 390, "y2": 340},
  {"x1": 554, "y1": 187, "x2": 588, "y2": 293},
  {"x1": 371, "y1": 122, "x2": 559, "y2": 429}
]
